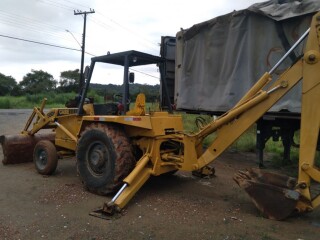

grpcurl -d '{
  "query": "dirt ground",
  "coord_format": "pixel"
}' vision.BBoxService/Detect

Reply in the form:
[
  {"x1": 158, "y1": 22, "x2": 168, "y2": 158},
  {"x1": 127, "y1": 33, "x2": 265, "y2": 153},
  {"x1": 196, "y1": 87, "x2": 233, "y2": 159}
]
[{"x1": 0, "y1": 109, "x2": 319, "y2": 240}]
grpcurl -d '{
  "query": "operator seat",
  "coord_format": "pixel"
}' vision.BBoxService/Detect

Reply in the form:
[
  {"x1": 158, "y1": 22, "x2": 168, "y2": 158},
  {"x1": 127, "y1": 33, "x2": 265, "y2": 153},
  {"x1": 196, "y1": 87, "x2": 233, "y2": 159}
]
[{"x1": 126, "y1": 93, "x2": 146, "y2": 116}]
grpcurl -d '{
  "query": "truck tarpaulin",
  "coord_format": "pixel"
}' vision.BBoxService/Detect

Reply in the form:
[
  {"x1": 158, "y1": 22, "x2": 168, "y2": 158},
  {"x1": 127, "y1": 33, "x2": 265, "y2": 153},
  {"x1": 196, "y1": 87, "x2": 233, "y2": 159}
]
[{"x1": 175, "y1": 0, "x2": 320, "y2": 114}]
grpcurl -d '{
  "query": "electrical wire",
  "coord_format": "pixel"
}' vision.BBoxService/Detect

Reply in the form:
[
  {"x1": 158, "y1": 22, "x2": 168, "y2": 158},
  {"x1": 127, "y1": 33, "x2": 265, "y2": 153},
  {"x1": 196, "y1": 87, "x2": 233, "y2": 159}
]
[
  {"x1": 63, "y1": 0, "x2": 92, "y2": 10},
  {"x1": 39, "y1": 0, "x2": 74, "y2": 11},
  {"x1": 0, "y1": 33, "x2": 157, "y2": 79},
  {"x1": 0, "y1": 2, "x2": 159, "y2": 80},
  {"x1": 38, "y1": 0, "x2": 160, "y2": 51},
  {"x1": 0, "y1": 10, "x2": 81, "y2": 45},
  {"x1": 130, "y1": 68, "x2": 159, "y2": 79},
  {"x1": 0, "y1": 9, "x2": 78, "y2": 33},
  {"x1": 95, "y1": 12, "x2": 159, "y2": 51},
  {"x1": 0, "y1": 19, "x2": 74, "y2": 45},
  {"x1": 0, "y1": 33, "x2": 95, "y2": 56}
]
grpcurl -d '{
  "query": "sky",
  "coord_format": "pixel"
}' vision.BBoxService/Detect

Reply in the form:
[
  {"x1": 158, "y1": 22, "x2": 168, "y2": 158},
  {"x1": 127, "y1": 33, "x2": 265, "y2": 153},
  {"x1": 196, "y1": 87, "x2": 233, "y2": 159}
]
[{"x1": 0, "y1": 0, "x2": 267, "y2": 85}]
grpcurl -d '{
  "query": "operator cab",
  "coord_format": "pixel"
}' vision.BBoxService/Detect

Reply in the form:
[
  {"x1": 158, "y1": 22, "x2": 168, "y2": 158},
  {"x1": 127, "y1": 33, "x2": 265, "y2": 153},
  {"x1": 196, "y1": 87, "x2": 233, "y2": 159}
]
[{"x1": 77, "y1": 50, "x2": 171, "y2": 116}]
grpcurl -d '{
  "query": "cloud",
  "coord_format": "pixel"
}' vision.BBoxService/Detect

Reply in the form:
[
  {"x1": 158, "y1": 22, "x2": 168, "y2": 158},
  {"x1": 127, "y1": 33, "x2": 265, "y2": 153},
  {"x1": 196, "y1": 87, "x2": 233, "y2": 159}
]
[{"x1": 0, "y1": 0, "x2": 266, "y2": 84}]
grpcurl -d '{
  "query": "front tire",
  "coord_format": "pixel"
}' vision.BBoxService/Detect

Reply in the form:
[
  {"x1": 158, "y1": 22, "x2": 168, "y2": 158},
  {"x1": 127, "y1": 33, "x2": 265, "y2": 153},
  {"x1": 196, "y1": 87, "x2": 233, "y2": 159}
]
[
  {"x1": 76, "y1": 123, "x2": 135, "y2": 195},
  {"x1": 33, "y1": 140, "x2": 58, "y2": 175}
]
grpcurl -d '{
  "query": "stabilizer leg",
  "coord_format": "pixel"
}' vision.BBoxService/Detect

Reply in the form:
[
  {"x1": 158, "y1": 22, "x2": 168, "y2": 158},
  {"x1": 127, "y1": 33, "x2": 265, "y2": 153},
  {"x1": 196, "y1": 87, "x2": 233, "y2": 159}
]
[{"x1": 90, "y1": 154, "x2": 152, "y2": 219}]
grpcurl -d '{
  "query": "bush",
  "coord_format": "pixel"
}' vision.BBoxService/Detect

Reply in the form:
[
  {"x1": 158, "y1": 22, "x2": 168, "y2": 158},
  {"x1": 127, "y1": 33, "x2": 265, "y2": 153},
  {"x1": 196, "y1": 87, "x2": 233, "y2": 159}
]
[{"x1": 0, "y1": 98, "x2": 11, "y2": 109}]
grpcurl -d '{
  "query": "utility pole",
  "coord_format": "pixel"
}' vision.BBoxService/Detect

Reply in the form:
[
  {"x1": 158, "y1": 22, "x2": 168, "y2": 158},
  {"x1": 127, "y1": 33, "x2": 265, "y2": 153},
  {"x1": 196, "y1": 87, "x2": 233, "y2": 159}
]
[{"x1": 74, "y1": 9, "x2": 95, "y2": 93}]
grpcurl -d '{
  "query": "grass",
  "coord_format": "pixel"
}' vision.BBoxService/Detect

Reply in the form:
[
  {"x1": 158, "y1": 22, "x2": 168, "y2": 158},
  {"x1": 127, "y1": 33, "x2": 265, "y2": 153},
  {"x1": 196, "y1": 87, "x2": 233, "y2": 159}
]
[
  {"x1": 1, "y1": 95, "x2": 318, "y2": 168},
  {"x1": 0, "y1": 92, "x2": 158, "y2": 110},
  {"x1": 180, "y1": 113, "x2": 320, "y2": 168},
  {"x1": 0, "y1": 94, "x2": 70, "y2": 109},
  {"x1": 181, "y1": 113, "x2": 257, "y2": 150},
  {"x1": 0, "y1": 91, "x2": 106, "y2": 109}
]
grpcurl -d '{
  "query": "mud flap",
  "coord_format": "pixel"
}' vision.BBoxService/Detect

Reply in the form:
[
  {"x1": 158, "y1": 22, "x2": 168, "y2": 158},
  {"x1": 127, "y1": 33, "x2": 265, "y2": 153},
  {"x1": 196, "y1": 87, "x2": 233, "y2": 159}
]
[
  {"x1": 0, "y1": 133, "x2": 55, "y2": 165},
  {"x1": 234, "y1": 168, "x2": 300, "y2": 220}
]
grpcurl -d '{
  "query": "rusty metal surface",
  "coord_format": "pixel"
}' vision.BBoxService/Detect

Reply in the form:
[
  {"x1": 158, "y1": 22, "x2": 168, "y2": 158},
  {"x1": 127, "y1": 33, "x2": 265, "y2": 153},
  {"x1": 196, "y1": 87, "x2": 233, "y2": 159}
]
[
  {"x1": 234, "y1": 168, "x2": 300, "y2": 220},
  {"x1": 0, "y1": 133, "x2": 55, "y2": 165}
]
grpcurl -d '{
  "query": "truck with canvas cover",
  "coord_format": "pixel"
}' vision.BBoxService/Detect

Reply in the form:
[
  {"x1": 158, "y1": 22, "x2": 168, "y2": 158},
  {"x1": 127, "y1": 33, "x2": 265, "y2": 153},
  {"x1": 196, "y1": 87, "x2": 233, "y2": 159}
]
[{"x1": 161, "y1": 0, "x2": 320, "y2": 166}]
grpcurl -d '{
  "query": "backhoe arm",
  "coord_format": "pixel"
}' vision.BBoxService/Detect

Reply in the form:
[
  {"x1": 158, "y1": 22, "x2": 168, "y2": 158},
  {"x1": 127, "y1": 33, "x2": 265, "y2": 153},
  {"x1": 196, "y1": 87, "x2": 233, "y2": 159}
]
[
  {"x1": 296, "y1": 16, "x2": 320, "y2": 211},
  {"x1": 188, "y1": 59, "x2": 303, "y2": 170},
  {"x1": 92, "y1": 12, "x2": 320, "y2": 220},
  {"x1": 187, "y1": 18, "x2": 316, "y2": 171},
  {"x1": 231, "y1": 13, "x2": 319, "y2": 219},
  {"x1": 184, "y1": 12, "x2": 320, "y2": 220}
]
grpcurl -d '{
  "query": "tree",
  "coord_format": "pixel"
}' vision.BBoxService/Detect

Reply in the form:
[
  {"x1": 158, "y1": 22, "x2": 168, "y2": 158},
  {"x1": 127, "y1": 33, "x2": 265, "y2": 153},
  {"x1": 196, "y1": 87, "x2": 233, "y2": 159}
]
[
  {"x1": 0, "y1": 73, "x2": 19, "y2": 96},
  {"x1": 58, "y1": 69, "x2": 80, "y2": 93},
  {"x1": 19, "y1": 70, "x2": 57, "y2": 94}
]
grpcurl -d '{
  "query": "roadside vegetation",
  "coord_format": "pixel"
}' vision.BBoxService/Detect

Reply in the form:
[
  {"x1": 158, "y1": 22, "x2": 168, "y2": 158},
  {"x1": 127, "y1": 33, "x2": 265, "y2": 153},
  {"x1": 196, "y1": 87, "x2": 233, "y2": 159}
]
[
  {"x1": 181, "y1": 113, "x2": 320, "y2": 172},
  {"x1": 1, "y1": 70, "x2": 318, "y2": 169},
  {"x1": 0, "y1": 69, "x2": 160, "y2": 109}
]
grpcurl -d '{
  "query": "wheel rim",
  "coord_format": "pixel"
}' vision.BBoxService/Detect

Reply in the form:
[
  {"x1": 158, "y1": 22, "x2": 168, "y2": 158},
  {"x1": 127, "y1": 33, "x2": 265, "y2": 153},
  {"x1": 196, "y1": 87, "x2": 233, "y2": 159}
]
[
  {"x1": 36, "y1": 149, "x2": 48, "y2": 170},
  {"x1": 86, "y1": 141, "x2": 109, "y2": 175}
]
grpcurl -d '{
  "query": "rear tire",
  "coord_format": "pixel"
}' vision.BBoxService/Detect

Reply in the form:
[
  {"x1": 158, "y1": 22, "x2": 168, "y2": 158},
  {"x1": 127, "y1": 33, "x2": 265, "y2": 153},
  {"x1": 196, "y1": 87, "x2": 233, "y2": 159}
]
[
  {"x1": 76, "y1": 123, "x2": 135, "y2": 195},
  {"x1": 33, "y1": 140, "x2": 58, "y2": 175}
]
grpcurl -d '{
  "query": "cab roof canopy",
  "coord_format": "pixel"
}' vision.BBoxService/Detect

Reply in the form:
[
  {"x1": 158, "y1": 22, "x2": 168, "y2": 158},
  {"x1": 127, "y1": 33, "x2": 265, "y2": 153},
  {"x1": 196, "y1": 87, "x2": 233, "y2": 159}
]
[{"x1": 91, "y1": 50, "x2": 163, "y2": 67}]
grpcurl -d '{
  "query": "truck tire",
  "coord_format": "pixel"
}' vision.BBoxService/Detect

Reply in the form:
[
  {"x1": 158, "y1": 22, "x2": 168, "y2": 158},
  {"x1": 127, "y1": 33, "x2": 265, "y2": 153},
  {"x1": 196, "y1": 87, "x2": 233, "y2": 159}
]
[
  {"x1": 76, "y1": 123, "x2": 135, "y2": 195},
  {"x1": 33, "y1": 140, "x2": 58, "y2": 175}
]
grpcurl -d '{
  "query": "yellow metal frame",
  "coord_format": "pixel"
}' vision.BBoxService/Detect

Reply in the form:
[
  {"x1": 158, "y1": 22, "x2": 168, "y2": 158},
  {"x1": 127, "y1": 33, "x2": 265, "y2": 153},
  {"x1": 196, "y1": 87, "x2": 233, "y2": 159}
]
[
  {"x1": 21, "y1": 13, "x2": 320, "y2": 217},
  {"x1": 107, "y1": 12, "x2": 320, "y2": 215},
  {"x1": 296, "y1": 14, "x2": 320, "y2": 211}
]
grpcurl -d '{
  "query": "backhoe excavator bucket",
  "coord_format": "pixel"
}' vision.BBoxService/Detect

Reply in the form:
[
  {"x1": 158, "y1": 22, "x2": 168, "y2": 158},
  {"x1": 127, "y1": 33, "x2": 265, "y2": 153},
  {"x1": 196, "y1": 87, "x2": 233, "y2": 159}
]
[
  {"x1": 234, "y1": 168, "x2": 300, "y2": 220},
  {"x1": 0, "y1": 133, "x2": 55, "y2": 165}
]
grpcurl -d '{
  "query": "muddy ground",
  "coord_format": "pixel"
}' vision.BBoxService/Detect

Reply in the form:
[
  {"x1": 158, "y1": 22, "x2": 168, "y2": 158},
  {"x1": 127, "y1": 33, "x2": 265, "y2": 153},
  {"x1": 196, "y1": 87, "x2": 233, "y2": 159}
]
[{"x1": 0, "y1": 109, "x2": 319, "y2": 240}]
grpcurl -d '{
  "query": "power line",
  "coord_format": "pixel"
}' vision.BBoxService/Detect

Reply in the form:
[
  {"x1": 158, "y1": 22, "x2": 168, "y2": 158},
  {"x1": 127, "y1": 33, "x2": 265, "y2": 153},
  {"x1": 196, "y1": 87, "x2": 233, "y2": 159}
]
[
  {"x1": 0, "y1": 33, "x2": 95, "y2": 56},
  {"x1": 1, "y1": 18, "x2": 158, "y2": 79},
  {"x1": 0, "y1": 19, "x2": 73, "y2": 44},
  {"x1": 0, "y1": 9, "x2": 108, "y2": 53},
  {"x1": 0, "y1": 33, "x2": 159, "y2": 80},
  {"x1": 0, "y1": 9, "x2": 77, "y2": 33},
  {"x1": 63, "y1": 0, "x2": 92, "y2": 10},
  {"x1": 96, "y1": 12, "x2": 159, "y2": 50},
  {"x1": 0, "y1": 10, "x2": 81, "y2": 45},
  {"x1": 38, "y1": 0, "x2": 159, "y2": 51},
  {"x1": 39, "y1": 0, "x2": 74, "y2": 11},
  {"x1": 130, "y1": 68, "x2": 159, "y2": 79}
]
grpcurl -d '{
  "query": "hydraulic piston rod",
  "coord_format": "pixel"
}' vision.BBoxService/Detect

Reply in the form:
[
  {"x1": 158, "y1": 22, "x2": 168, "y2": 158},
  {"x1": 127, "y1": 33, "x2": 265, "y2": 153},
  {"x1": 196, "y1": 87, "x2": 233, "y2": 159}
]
[{"x1": 269, "y1": 28, "x2": 310, "y2": 74}]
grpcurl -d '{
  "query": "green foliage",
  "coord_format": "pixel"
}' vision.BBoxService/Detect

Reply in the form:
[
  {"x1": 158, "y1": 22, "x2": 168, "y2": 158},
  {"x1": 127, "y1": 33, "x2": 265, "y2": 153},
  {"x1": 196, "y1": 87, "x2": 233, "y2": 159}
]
[
  {"x1": 231, "y1": 127, "x2": 256, "y2": 152},
  {"x1": 0, "y1": 98, "x2": 11, "y2": 108},
  {"x1": 0, "y1": 92, "x2": 79, "y2": 109},
  {"x1": 58, "y1": 69, "x2": 80, "y2": 93},
  {"x1": 0, "y1": 73, "x2": 19, "y2": 96},
  {"x1": 90, "y1": 83, "x2": 160, "y2": 102},
  {"x1": 2, "y1": 66, "x2": 160, "y2": 104},
  {"x1": 181, "y1": 113, "x2": 216, "y2": 147},
  {"x1": 181, "y1": 113, "x2": 320, "y2": 169},
  {"x1": 86, "y1": 89, "x2": 104, "y2": 103},
  {"x1": 0, "y1": 96, "x2": 31, "y2": 109},
  {"x1": 182, "y1": 113, "x2": 256, "y2": 150},
  {"x1": 19, "y1": 69, "x2": 57, "y2": 94},
  {"x1": 0, "y1": 80, "x2": 160, "y2": 109}
]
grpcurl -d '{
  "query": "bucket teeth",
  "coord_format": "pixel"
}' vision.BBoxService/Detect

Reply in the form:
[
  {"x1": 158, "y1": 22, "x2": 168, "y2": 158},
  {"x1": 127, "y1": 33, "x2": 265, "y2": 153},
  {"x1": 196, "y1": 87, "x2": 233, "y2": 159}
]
[
  {"x1": 1, "y1": 133, "x2": 55, "y2": 165},
  {"x1": 234, "y1": 168, "x2": 300, "y2": 220}
]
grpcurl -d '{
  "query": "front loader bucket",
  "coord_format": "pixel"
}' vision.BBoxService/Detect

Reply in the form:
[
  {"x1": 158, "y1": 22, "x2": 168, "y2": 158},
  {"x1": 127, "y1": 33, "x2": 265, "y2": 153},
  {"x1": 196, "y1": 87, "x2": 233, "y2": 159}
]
[
  {"x1": 0, "y1": 133, "x2": 55, "y2": 165},
  {"x1": 234, "y1": 168, "x2": 300, "y2": 220}
]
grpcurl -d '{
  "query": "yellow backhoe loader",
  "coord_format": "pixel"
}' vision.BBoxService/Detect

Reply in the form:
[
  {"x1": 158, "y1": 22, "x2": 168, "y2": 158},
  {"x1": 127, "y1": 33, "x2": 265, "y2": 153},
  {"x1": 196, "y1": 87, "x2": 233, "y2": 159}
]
[{"x1": 1, "y1": 12, "x2": 320, "y2": 221}]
